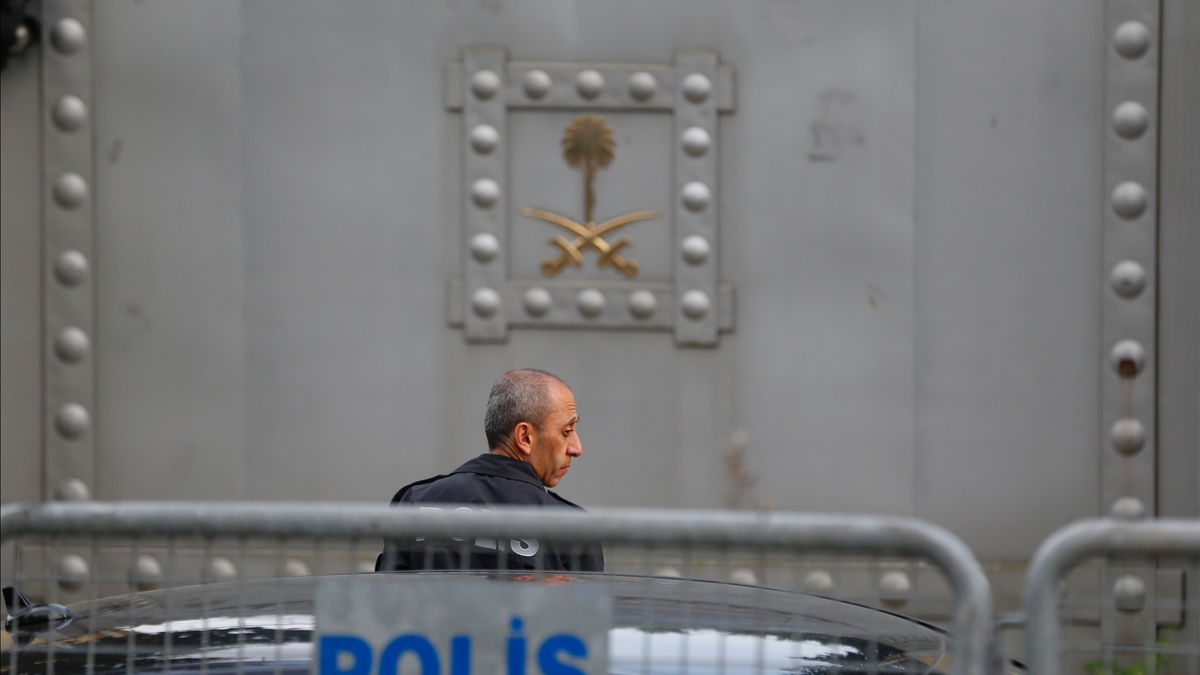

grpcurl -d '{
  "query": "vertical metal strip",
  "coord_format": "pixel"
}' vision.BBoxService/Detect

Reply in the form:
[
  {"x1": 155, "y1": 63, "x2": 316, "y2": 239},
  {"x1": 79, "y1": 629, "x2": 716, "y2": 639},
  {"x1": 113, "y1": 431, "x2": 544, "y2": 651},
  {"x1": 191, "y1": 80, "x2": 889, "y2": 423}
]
[
  {"x1": 1100, "y1": 0, "x2": 1160, "y2": 515},
  {"x1": 673, "y1": 51, "x2": 720, "y2": 346},
  {"x1": 41, "y1": 0, "x2": 96, "y2": 503},
  {"x1": 462, "y1": 47, "x2": 509, "y2": 343}
]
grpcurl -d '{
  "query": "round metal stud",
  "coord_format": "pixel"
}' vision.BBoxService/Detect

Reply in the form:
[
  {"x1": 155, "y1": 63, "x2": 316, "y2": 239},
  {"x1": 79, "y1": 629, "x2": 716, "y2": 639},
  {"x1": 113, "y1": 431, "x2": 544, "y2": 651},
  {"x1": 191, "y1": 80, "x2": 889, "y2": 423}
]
[
  {"x1": 1110, "y1": 181, "x2": 1148, "y2": 220},
  {"x1": 729, "y1": 568, "x2": 757, "y2": 585},
  {"x1": 1113, "y1": 574, "x2": 1146, "y2": 612},
  {"x1": 1110, "y1": 260, "x2": 1147, "y2": 298},
  {"x1": 53, "y1": 173, "x2": 89, "y2": 210},
  {"x1": 681, "y1": 182, "x2": 711, "y2": 212},
  {"x1": 1113, "y1": 21, "x2": 1151, "y2": 59},
  {"x1": 282, "y1": 559, "x2": 311, "y2": 578},
  {"x1": 523, "y1": 287, "x2": 552, "y2": 317},
  {"x1": 628, "y1": 289, "x2": 657, "y2": 319},
  {"x1": 469, "y1": 124, "x2": 500, "y2": 154},
  {"x1": 55, "y1": 477, "x2": 91, "y2": 502},
  {"x1": 522, "y1": 70, "x2": 551, "y2": 100},
  {"x1": 54, "y1": 250, "x2": 90, "y2": 286},
  {"x1": 470, "y1": 232, "x2": 500, "y2": 263},
  {"x1": 471, "y1": 178, "x2": 500, "y2": 208},
  {"x1": 681, "y1": 126, "x2": 711, "y2": 157},
  {"x1": 879, "y1": 571, "x2": 911, "y2": 604},
  {"x1": 628, "y1": 71, "x2": 658, "y2": 101},
  {"x1": 209, "y1": 557, "x2": 239, "y2": 582},
  {"x1": 575, "y1": 70, "x2": 605, "y2": 99},
  {"x1": 680, "y1": 290, "x2": 710, "y2": 320},
  {"x1": 1110, "y1": 339, "x2": 1146, "y2": 377},
  {"x1": 1110, "y1": 418, "x2": 1146, "y2": 456},
  {"x1": 50, "y1": 18, "x2": 86, "y2": 55},
  {"x1": 682, "y1": 73, "x2": 712, "y2": 103},
  {"x1": 681, "y1": 235, "x2": 711, "y2": 265},
  {"x1": 52, "y1": 96, "x2": 88, "y2": 133},
  {"x1": 471, "y1": 287, "x2": 501, "y2": 318},
  {"x1": 12, "y1": 23, "x2": 30, "y2": 53},
  {"x1": 577, "y1": 289, "x2": 605, "y2": 318},
  {"x1": 1111, "y1": 495, "x2": 1147, "y2": 519},
  {"x1": 55, "y1": 327, "x2": 91, "y2": 363},
  {"x1": 803, "y1": 570, "x2": 834, "y2": 593},
  {"x1": 1112, "y1": 101, "x2": 1149, "y2": 139},
  {"x1": 55, "y1": 403, "x2": 90, "y2": 439},
  {"x1": 470, "y1": 70, "x2": 500, "y2": 100},
  {"x1": 134, "y1": 555, "x2": 164, "y2": 591},
  {"x1": 58, "y1": 553, "x2": 89, "y2": 591}
]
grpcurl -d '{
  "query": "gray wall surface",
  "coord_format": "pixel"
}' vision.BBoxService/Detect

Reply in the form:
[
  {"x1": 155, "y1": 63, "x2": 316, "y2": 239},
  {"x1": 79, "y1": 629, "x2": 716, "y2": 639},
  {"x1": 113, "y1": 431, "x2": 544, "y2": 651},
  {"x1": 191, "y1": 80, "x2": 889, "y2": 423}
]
[
  {"x1": 2, "y1": 0, "x2": 1196, "y2": 561},
  {"x1": 0, "y1": 48, "x2": 42, "y2": 507}
]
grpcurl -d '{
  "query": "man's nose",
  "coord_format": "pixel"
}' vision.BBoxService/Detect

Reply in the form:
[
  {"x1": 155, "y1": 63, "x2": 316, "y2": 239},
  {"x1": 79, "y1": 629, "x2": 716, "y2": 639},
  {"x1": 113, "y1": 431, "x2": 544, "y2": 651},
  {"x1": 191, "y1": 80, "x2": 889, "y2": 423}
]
[{"x1": 569, "y1": 433, "x2": 582, "y2": 457}]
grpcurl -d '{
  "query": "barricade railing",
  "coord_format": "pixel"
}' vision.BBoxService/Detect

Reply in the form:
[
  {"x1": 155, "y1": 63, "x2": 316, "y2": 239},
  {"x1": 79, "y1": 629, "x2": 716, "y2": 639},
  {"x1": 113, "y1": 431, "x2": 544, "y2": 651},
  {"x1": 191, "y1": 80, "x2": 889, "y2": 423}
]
[
  {"x1": 1024, "y1": 518, "x2": 1200, "y2": 675},
  {"x1": 1, "y1": 501, "x2": 994, "y2": 675}
]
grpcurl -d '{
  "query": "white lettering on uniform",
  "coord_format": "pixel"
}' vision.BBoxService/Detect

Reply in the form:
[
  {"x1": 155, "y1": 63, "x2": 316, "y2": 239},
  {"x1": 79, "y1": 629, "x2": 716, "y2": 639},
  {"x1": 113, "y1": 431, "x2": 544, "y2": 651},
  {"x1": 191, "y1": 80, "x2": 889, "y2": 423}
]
[{"x1": 413, "y1": 505, "x2": 535, "y2": 554}]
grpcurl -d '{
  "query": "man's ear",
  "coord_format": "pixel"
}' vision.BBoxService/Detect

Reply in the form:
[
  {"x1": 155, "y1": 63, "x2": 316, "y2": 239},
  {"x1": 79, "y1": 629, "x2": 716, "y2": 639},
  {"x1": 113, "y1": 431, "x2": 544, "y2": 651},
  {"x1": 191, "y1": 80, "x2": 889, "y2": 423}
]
[{"x1": 513, "y1": 421, "x2": 535, "y2": 456}]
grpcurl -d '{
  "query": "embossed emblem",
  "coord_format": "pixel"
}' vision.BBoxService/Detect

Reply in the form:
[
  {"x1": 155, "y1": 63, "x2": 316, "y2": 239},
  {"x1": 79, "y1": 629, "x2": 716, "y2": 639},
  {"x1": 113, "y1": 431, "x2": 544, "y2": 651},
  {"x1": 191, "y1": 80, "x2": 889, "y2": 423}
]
[
  {"x1": 520, "y1": 115, "x2": 660, "y2": 278},
  {"x1": 448, "y1": 48, "x2": 735, "y2": 345}
]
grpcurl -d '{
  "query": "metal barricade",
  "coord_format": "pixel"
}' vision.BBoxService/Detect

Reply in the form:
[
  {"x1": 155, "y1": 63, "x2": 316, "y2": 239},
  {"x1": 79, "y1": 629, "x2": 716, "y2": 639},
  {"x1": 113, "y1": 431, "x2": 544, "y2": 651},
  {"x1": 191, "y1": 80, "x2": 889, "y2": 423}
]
[
  {"x1": 1, "y1": 502, "x2": 992, "y2": 675},
  {"x1": 1024, "y1": 518, "x2": 1200, "y2": 675}
]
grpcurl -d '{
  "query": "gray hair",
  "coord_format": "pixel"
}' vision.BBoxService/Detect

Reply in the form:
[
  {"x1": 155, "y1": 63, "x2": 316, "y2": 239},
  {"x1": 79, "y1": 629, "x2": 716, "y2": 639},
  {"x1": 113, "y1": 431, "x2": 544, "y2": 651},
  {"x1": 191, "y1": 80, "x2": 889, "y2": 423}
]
[{"x1": 484, "y1": 369, "x2": 568, "y2": 449}]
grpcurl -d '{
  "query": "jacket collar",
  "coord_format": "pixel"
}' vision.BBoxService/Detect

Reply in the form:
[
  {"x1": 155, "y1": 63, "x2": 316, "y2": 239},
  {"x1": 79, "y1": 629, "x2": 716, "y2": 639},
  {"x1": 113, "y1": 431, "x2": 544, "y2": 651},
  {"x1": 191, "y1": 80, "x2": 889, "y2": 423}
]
[{"x1": 451, "y1": 453, "x2": 546, "y2": 489}]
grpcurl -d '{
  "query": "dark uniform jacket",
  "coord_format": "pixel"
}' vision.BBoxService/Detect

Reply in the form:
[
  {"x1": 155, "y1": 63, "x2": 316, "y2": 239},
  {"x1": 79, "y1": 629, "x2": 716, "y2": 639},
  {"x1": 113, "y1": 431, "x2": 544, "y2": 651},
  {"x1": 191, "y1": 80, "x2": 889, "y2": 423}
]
[{"x1": 375, "y1": 454, "x2": 604, "y2": 572}]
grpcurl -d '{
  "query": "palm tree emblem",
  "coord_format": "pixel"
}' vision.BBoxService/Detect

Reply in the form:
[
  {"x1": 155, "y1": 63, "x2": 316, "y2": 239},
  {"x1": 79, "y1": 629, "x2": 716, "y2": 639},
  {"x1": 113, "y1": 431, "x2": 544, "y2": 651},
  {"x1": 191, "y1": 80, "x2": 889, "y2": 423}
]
[{"x1": 520, "y1": 115, "x2": 660, "y2": 277}]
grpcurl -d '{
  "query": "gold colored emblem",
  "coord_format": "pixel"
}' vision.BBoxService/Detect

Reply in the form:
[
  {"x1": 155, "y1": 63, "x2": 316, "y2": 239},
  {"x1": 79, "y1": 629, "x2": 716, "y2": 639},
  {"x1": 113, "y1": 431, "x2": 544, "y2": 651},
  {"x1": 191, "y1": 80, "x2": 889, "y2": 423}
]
[{"x1": 520, "y1": 115, "x2": 660, "y2": 278}]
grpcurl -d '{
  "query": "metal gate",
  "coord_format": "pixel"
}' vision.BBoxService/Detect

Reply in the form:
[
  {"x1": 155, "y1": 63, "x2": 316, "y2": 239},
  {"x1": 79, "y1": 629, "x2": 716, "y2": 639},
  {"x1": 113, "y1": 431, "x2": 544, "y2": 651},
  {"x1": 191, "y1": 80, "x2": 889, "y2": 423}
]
[
  {"x1": 1, "y1": 502, "x2": 993, "y2": 675},
  {"x1": 1024, "y1": 518, "x2": 1200, "y2": 675}
]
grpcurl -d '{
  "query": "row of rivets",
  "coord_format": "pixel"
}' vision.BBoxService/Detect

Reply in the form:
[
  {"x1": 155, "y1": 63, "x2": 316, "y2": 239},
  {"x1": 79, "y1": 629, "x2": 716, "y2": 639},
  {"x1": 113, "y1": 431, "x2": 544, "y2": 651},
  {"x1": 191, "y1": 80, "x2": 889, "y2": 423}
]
[
  {"x1": 803, "y1": 569, "x2": 914, "y2": 606},
  {"x1": 467, "y1": 63, "x2": 505, "y2": 330},
  {"x1": 674, "y1": 53, "x2": 720, "y2": 343},
  {"x1": 49, "y1": 554, "x2": 345, "y2": 591},
  {"x1": 654, "y1": 568, "x2": 914, "y2": 603},
  {"x1": 44, "y1": 2, "x2": 96, "y2": 503},
  {"x1": 55, "y1": 554, "x2": 331, "y2": 590},
  {"x1": 514, "y1": 68, "x2": 663, "y2": 102},
  {"x1": 1109, "y1": 337, "x2": 1148, "y2": 457},
  {"x1": 463, "y1": 48, "x2": 508, "y2": 342},
  {"x1": 1101, "y1": 1, "x2": 1158, "y2": 517},
  {"x1": 470, "y1": 288, "x2": 704, "y2": 321}
]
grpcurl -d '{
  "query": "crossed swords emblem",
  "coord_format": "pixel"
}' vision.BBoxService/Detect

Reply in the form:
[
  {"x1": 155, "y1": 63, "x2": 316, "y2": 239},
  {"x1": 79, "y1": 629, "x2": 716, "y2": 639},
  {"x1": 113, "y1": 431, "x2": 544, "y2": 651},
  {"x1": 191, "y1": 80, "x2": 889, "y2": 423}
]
[{"x1": 520, "y1": 115, "x2": 661, "y2": 278}]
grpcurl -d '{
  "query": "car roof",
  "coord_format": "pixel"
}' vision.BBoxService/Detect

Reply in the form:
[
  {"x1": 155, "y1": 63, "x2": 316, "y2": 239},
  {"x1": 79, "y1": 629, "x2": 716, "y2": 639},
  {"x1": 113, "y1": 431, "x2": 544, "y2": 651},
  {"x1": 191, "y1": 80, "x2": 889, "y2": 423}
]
[{"x1": 8, "y1": 572, "x2": 950, "y2": 675}]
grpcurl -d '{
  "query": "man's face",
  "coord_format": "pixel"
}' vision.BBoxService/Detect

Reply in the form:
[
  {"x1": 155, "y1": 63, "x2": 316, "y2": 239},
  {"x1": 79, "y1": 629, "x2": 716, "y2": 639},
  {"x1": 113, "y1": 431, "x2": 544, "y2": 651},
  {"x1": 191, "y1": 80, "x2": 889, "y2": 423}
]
[{"x1": 528, "y1": 382, "x2": 581, "y2": 488}]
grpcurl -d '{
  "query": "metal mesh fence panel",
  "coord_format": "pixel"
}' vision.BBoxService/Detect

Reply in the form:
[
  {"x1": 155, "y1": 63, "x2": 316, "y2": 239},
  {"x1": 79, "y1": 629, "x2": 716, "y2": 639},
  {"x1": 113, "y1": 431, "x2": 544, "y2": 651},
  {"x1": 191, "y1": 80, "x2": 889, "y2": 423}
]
[
  {"x1": 1024, "y1": 518, "x2": 1200, "y2": 675},
  {"x1": 1, "y1": 502, "x2": 992, "y2": 675}
]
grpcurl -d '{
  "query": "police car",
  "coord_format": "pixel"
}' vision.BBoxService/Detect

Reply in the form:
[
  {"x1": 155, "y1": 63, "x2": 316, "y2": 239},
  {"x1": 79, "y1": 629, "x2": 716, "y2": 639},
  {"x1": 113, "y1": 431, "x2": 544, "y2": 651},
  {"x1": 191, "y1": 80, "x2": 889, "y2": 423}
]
[{"x1": 3, "y1": 573, "x2": 957, "y2": 675}]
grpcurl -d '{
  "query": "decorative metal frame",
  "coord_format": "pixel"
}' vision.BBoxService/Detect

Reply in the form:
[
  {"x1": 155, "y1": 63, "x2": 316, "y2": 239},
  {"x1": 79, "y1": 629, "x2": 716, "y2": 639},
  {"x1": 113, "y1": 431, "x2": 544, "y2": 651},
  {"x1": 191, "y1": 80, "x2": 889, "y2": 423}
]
[
  {"x1": 1100, "y1": 0, "x2": 1159, "y2": 516},
  {"x1": 445, "y1": 48, "x2": 736, "y2": 346},
  {"x1": 41, "y1": 0, "x2": 96, "y2": 503}
]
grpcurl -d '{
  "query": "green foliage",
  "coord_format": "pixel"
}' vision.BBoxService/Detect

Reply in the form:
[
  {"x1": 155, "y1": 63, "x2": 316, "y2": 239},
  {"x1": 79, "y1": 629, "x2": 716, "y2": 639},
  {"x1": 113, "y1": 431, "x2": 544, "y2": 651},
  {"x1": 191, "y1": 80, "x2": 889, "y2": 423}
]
[{"x1": 1083, "y1": 630, "x2": 1175, "y2": 675}]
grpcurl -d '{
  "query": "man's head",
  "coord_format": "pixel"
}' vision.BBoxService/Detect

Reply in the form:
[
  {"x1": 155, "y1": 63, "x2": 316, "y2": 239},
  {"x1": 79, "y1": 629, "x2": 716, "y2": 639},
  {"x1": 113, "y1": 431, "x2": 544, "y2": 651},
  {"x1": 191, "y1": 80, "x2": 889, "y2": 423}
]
[{"x1": 485, "y1": 369, "x2": 581, "y2": 488}]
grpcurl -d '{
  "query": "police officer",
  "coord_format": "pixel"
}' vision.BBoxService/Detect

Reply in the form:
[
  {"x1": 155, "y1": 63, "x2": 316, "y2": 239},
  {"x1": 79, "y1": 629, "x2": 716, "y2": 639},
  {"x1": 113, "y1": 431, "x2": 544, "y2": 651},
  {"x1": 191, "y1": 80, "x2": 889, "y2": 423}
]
[{"x1": 376, "y1": 369, "x2": 604, "y2": 572}]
